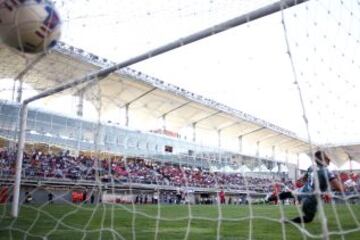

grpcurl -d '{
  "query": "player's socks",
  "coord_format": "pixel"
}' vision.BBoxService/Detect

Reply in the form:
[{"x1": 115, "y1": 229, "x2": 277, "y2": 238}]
[{"x1": 291, "y1": 216, "x2": 313, "y2": 223}]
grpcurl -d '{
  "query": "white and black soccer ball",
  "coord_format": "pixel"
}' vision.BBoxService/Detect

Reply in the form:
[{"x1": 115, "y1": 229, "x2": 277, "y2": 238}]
[{"x1": 0, "y1": 0, "x2": 61, "y2": 54}]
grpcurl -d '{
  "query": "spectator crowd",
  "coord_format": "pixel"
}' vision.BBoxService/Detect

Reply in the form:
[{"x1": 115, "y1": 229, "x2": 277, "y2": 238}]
[
  {"x1": 0, "y1": 147, "x2": 279, "y2": 192},
  {"x1": 1, "y1": 148, "x2": 358, "y2": 194}
]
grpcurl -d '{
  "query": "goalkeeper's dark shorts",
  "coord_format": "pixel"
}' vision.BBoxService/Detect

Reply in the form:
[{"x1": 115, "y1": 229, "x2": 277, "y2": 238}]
[
  {"x1": 269, "y1": 191, "x2": 318, "y2": 223},
  {"x1": 292, "y1": 196, "x2": 317, "y2": 223}
]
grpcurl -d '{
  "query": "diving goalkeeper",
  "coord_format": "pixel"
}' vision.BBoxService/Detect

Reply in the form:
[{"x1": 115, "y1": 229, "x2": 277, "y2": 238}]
[{"x1": 267, "y1": 150, "x2": 344, "y2": 223}]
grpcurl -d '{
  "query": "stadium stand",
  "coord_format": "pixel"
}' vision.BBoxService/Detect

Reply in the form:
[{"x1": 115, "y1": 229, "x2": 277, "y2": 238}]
[{"x1": 0, "y1": 146, "x2": 280, "y2": 193}]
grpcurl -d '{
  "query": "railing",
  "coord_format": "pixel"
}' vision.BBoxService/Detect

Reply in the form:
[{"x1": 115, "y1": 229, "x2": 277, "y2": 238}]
[{"x1": 0, "y1": 174, "x2": 266, "y2": 194}]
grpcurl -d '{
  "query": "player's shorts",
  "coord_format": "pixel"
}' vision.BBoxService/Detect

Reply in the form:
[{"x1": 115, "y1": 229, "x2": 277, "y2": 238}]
[{"x1": 302, "y1": 196, "x2": 317, "y2": 221}]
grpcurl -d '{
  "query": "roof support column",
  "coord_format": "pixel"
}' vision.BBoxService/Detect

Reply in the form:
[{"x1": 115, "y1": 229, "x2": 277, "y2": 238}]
[
  {"x1": 161, "y1": 114, "x2": 166, "y2": 132},
  {"x1": 256, "y1": 141, "x2": 260, "y2": 158},
  {"x1": 238, "y1": 136, "x2": 243, "y2": 153},
  {"x1": 296, "y1": 153, "x2": 300, "y2": 179},
  {"x1": 217, "y1": 129, "x2": 221, "y2": 148},
  {"x1": 125, "y1": 103, "x2": 129, "y2": 127},
  {"x1": 16, "y1": 80, "x2": 24, "y2": 103},
  {"x1": 121, "y1": 88, "x2": 156, "y2": 128},
  {"x1": 272, "y1": 145, "x2": 276, "y2": 160},
  {"x1": 192, "y1": 122, "x2": 197, "y2": 142},
  {"x1": 11, "y1": 79, "x2": 16, "y2": 102},
  {"x1": 277, "y1": 162, "x2": 281, "y2": 174},
  {"x1": 76, "y1": 91, "x2": 84, "y2": 117},
  {"x1": 283, "y1": 150, "x2": 289, "y2": 178}
]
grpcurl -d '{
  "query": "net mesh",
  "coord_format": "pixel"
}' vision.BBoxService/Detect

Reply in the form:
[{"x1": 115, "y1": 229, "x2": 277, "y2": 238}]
[{"x1": 0, "y1": 0, "x2": 360, "y2": 239}]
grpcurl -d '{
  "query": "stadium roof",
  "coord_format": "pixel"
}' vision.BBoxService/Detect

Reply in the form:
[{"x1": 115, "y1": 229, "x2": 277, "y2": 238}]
[
  {"x1": 1, "y1": 42, "x2": 314, "y2": 159},
  {"x1": 324, "y1": 144, "x2": 360, "y2": 169}
]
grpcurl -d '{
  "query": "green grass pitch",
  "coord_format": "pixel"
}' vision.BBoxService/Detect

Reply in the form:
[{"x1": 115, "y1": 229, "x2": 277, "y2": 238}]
[{"x1": 0, "y1": 204, "x2": 359, "y2": 239}]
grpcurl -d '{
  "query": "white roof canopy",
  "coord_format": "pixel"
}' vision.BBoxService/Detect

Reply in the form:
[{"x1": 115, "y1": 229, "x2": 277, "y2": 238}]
[
  {"x1": 271, "y1": 164, "x2": 288, "y2": 173},
  {"x1": 339, "y1": 161, "x2": 360, "y2": 171},
  {"x1": 237, "y1": 165, "x2": 252, "y2": 173},
  {"x1": 253, "y1": 164, "x2": 270, "y2": 173},
  {"x1": 0, "y1": 43, "x2": 312, "y2": 160}
]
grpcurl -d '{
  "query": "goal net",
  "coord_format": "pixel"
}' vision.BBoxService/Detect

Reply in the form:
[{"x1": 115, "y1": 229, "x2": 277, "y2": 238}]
[{"x1": 0, "y1": 0, "x2": 360, "y2": 239}]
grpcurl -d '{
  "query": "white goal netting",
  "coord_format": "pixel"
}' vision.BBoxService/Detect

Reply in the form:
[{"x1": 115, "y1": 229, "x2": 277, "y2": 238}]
[{"x1": 0, "y1": 0, "x2": 360, "y2": 239}]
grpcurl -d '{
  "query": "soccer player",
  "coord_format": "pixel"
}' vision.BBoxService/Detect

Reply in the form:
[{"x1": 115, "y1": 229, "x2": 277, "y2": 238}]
[
  {"x1": 25, "y1": 192, "x2": 32, "y2": 204},
  {"x1": 219, "y1": 189, "x2": 225, "y2": 204},
  {"x1": 288, "y1": 150, "x2": 344, "y2": 223},
  {"x1": 48, "y1": 192, "x2": 54, "y2": 204},
  {"x1": 265, "y1": 181, "x2": 283, "y2": 205}
]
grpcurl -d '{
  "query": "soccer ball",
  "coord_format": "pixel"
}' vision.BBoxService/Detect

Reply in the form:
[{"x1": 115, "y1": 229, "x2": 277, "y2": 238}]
[{"x1": 0, "y1": 0, "x2": 61, "y2": 54}]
